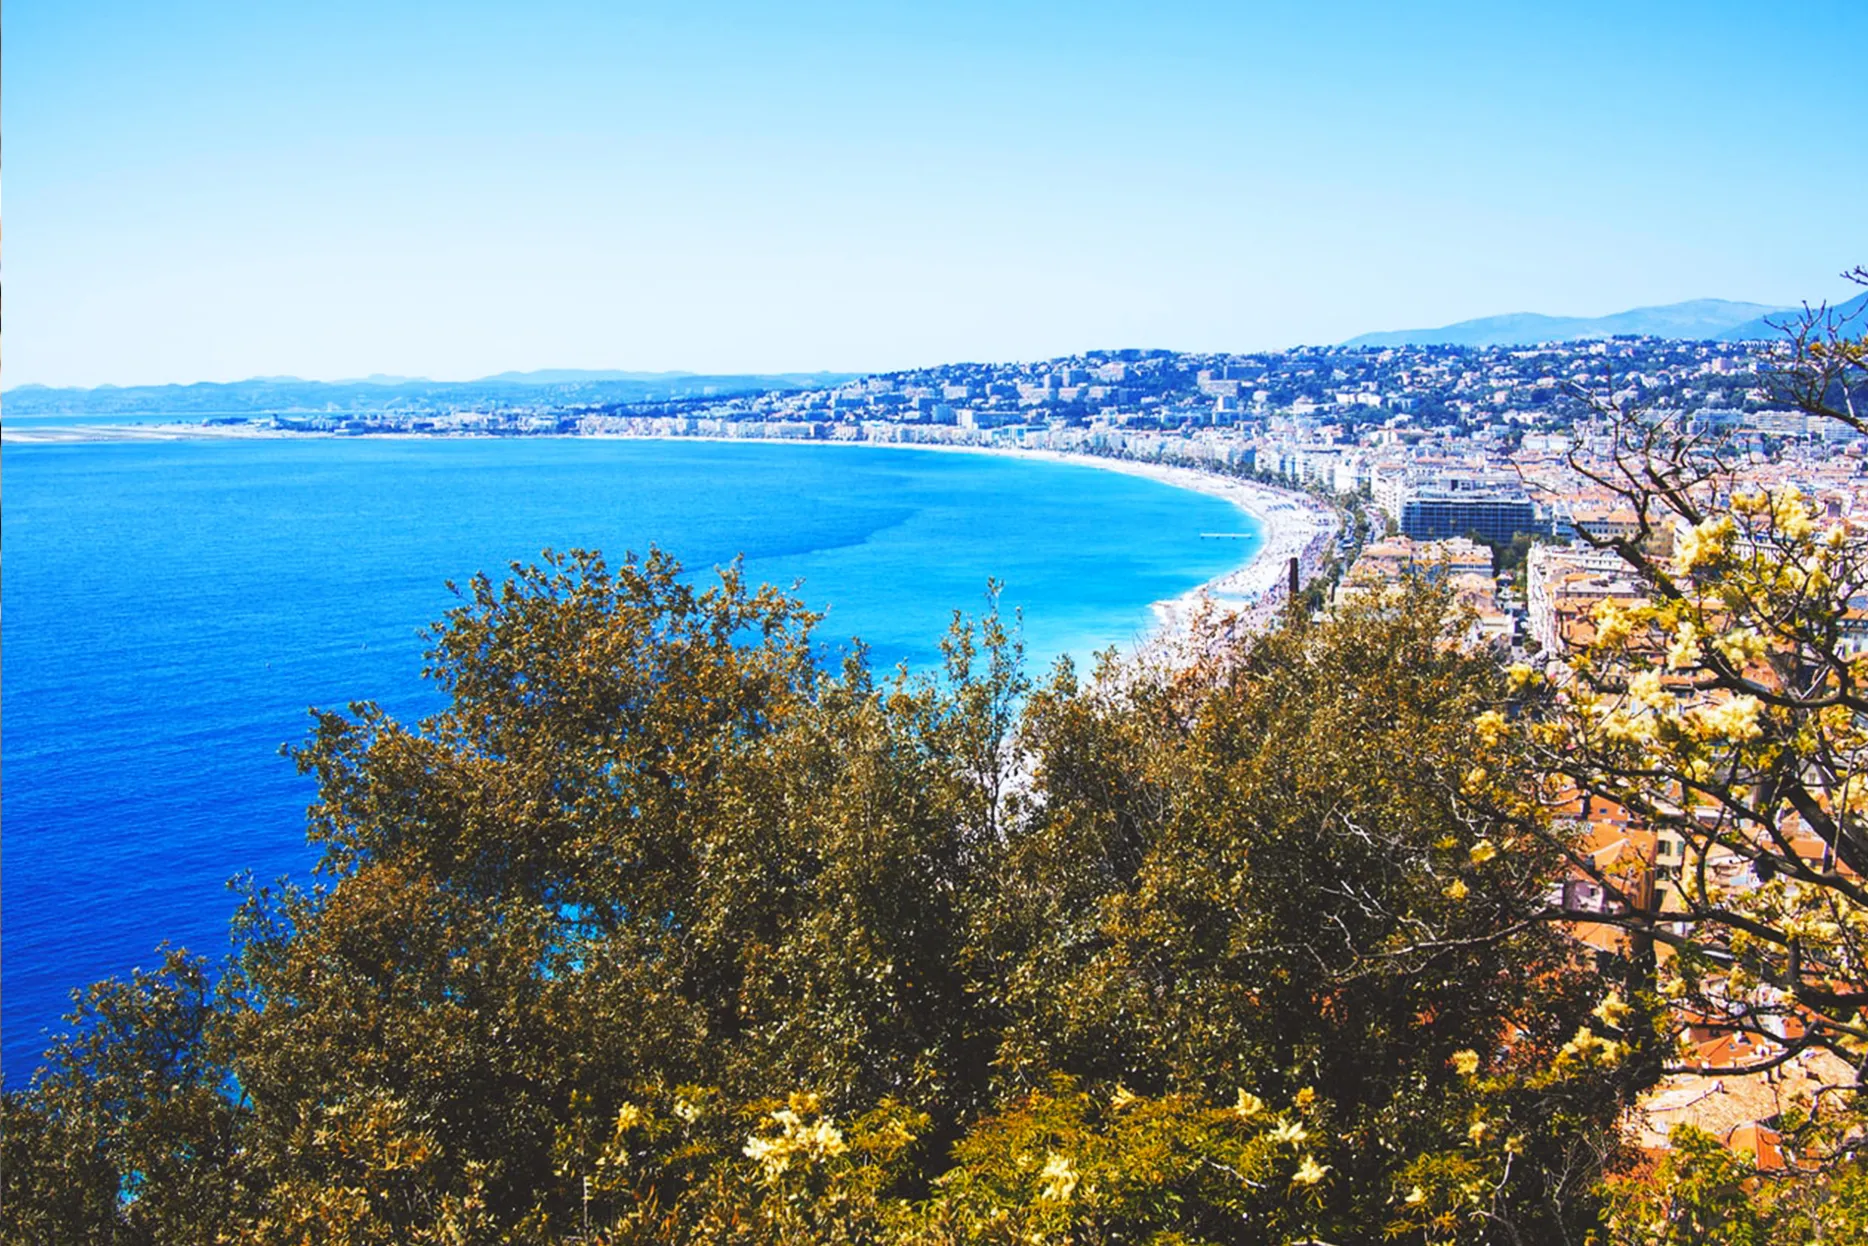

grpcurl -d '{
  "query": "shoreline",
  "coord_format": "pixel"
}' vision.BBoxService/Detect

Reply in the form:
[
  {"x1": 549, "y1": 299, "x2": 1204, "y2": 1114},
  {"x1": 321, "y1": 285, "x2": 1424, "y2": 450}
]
[
  {"x1": 815, "y1": 440, "x2": 1340, "y2": 637},
  {"x1": 3, "y1": 421, "x2": 1340, "y2": 644}
]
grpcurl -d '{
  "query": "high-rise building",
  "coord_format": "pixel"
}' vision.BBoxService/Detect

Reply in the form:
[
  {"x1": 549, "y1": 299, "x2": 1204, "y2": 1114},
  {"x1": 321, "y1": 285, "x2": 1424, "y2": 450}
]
[{"x1": 1396, "y1": 476, "x2": 1539, "y2": 543}]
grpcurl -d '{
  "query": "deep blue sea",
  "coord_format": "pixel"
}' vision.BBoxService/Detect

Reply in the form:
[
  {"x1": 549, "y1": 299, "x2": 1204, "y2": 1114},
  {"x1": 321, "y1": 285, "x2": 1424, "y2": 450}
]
[{"x1": 1, "y1": 436, "x2": 1254, "y2": 1083}]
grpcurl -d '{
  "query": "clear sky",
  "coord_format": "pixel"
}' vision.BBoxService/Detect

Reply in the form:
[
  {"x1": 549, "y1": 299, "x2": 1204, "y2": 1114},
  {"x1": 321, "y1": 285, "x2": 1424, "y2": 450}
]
[{"x1": 8, "y1": 1, "x2": 1866, "y2": 387}]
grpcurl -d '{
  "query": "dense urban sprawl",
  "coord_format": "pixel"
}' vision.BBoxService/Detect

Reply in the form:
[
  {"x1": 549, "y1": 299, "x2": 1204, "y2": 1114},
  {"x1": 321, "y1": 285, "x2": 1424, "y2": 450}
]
[{"x1": 257, "y1": 334, "x2": 1857, "y2": 645}]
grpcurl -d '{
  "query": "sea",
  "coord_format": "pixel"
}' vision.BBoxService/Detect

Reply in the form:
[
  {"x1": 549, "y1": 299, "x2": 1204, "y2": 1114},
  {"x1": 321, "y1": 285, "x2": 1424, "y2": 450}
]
[{"x1": 0, "y1": 435, "x2": 1257, "y2": 1084}]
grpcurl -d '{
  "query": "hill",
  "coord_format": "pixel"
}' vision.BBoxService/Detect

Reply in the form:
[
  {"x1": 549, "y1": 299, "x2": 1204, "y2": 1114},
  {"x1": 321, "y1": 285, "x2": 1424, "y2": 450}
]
[
  {"x1": 1716, "y1": 289, "x2": 1868, "y2": 341},
  {"x1": 1344, "y1": 298, "x2": 1789, "y2": 348},
  {"x1": 2, "y1": 370, "x2": 857, "y2": 418}
]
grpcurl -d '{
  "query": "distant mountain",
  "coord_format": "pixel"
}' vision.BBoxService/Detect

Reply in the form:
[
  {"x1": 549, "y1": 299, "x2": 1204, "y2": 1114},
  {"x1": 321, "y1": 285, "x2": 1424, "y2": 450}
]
[
  {"x1": 337, "y1": 373, "x2": 430, "y2": 386},
  {"x1": 1344, "y1": 299, "x2": 1791, "y2": 348},
  {"x1": 1716, "y1": 290, "x2": 1868, "y2": 341},
  {"x1": 469, "y1": 368, "x2": 858, "y2": 388},
  {"x1": 479, "y1": 368, "x2": 698, "y2": 385},
  {"x1": 3, "y1": 371, "x2": 859, "y2": 418}
]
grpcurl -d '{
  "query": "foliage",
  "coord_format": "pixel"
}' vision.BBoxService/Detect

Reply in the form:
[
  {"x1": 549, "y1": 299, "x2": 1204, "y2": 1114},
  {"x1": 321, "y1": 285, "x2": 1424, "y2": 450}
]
[
  {"x1": 987, "y1": 586, "x2": 1642, "y2": 1242},
  {"x1": 1483, "y1": 530, "x2": 1544, "y2": 581},
  {"x1": 1597, "y1": 1126, "x2": 1868, "y2": 1246},
  {"x1": 1, "y1": 951, "x2": 255, "y2": 1244},
  {"x1": 1, "y1": 549, "x2": 1633, "y2": 1243},
  {"x1": 1505, "y1": 271, "x2": 1868, "y2": 1148}
]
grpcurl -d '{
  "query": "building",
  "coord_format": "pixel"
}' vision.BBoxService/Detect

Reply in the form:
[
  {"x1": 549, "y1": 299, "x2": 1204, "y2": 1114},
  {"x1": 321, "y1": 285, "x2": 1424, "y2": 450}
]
[
  {"x1": 1526, "y1": 543, "x2": 1644, "y2": 657},
  {"x1": 1396, "y1": 476, "x2": 1539, "y2": 543}
]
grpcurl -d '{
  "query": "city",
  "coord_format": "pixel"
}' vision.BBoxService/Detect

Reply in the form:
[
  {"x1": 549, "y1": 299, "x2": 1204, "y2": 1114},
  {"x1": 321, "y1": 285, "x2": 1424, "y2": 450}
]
[{"x1": 222, "y1": 330, "x2": 1863, "y2": 653}]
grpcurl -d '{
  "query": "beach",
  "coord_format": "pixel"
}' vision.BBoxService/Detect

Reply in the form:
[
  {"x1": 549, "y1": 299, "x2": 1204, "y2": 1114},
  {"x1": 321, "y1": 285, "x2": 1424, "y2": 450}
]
[
  {"x1": 834, "y1": 443, "x2": 1341, "y2": 639},
  {"x1": 2, "y1": 421, "x2": 1340, "y2": 641},
  {"x1": 970, "y1": 449, "x2": 1338, "y2": 630}
]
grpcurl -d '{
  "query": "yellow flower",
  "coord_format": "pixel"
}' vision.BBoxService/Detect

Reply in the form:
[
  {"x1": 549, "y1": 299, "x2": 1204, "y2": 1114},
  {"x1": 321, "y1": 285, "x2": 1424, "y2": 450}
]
[
  {"x1": 742, "y1": 1096, "x2": 846, "y2": 1180},
  {"x1": 672, "y1": 1097, "x2": 701, "y2": 1124},
  {"x1": 1291, "y1": 1155, "x2": 1331, "y2": 1186},
  {"x1": 613, "y1": 1101, "x2": 644, "y2": 1132},
  {"x1": 1444, "y1": 878, "x2": 1470, "y2": 901},
  {"x1": 1600, "y1": 705, "x2": 1659, "y2": 745},
  {"x1": 1038, "y1": 1152, "x2": 1079, "y2": 1201},
  {"x1": 1269, "y1": 1120, "x2": 1310, "y2": 1145},
  {"x1": 1404, "y1": 1185, "x2": 1426, "y2": 1205},
  {"x1": 1561, "y1": 1026, "x2": 1598, "y2": 1056},
  {"x1": 1468, "y1": 839, "x2": 1498, "y2": 865},
  {"x1": 1451, "y1": 1049, "x2": 1481, "y2": 1076},
  {"x1": 1593, "y1": 601, "x2": 1634, "y2": 646},
  {"x1": 1233, "y1": 1089, "x2": 1265, "y2": 1119},
  {"x1": 1667, "y1": 622, "x2": 1703, "y2": 669},
  {"x1": 1712, "y1": 628, "x2": 1766, "y2": 667},
  {"x1": 1675, "y1": 514, "x2": 1735, "y2": 570},
  {"x1": 806, "y1": 1118, "x2": 847, "y2": 1159},
  {"x1": 1468, "y1": 1120, "x2": 1489, "y2": 1144},
  {"x1": 1627, "y1": 670, "x2": 1670, "y2": 710},
  {"x1": 743, "y1": 1134, "x2": 786, "y2": 1178},
  {"x1": 1110, "y1": 1084, "x2": 1138, "y2": 1111},
  {"x1": 1473, "y1": 710, "x2": 1509, "y2": 747},
  {"x1": 1591, "y1": 991, "x2": 1632, "y2": 1029},
  {"x1": 1560, "y1": 1027, "x2": 1625, "y2": 1065},
  {"x1": 1506, "y1": 662, "x2": 1536, "y2": 690},
  {"x1": 1293, "y1": 1086, "x2": 1317, "y2": 1110},
  {"x1": 1774, "y1": 490, "x2": 1815, "y2": 541},
  {"x1": 1693, "y1": 694, "x2": 1763, "y2": 742}
]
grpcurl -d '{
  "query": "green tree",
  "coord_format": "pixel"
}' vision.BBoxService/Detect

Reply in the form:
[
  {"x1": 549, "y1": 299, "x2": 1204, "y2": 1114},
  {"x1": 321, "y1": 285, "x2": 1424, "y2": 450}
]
[
  {"x1": 1504, "y1": 269, "x2": 1868, "y2": 1224},
  {"x1": 1599, "y1": 1125, "x2": 1868, "y2": 1246},
  {"x1": 964, "y1": 587, "x2": 1636, "y2": 1243},
  {"x1": 4, "y1": 555, "x2": 1633, "y2": 1243},
  {"x1": 0, "y1": 951, "x2": 256, "y2": 1244}
]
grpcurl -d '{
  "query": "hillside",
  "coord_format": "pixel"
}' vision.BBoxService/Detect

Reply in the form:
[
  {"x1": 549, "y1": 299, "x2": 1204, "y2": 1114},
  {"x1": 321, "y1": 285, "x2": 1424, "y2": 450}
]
[
  {"x1": 1344, "y1": 298, "x2": 1788, "y2": 348},
  {"x1": 1717, "y1": 289, "x2": 1868, "y2": 340},
  {"x1": 2, "y1": 370, "x2": 857, "y2": 418}
]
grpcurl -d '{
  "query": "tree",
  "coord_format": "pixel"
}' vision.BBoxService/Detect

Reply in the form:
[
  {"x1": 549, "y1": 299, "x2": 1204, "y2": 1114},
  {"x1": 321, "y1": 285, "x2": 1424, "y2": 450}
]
[
  {"x1": 1599, "y1": 1124, "x2": 1868, "y2": 1246},
  {"x1": 0, "y1": 952, "x2": 254, "y2": 1245},
  {"x1": 4, "y1": 555, "x2": 1631, "y2": 1242},
  {"x1": 965, "y1": 586, "x2": 1638, "y2": 1243},
  {"x1": 1518, "y1": 268, "x2": 1868, "y2": 1192}
]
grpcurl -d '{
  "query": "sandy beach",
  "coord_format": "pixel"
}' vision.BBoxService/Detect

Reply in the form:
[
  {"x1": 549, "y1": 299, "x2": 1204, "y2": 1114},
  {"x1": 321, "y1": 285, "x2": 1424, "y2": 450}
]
[
  {"x1": 837, "y1": 442, "x2": 1341, "y2": 637},
  {"x1": 2, "y1": 421, "x2": 296, "y2": 444},
  {"x1": 3, "y1": 421, "x2": 1340, "y2": 641}
]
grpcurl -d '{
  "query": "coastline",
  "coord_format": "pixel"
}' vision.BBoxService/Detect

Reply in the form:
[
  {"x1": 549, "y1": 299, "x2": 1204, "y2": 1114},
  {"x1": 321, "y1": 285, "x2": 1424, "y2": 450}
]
[
  {"x1": 3, "y1": 421, "x2": 1339, "y2": 643},
  {"x1": 816, "y1": 441, "x2": 1340, "y2": 637}
]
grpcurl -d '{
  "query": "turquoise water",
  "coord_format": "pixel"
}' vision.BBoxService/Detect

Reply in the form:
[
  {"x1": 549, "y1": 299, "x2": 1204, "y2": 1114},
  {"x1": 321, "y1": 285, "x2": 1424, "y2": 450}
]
[{"x1": 0, "y1": 437, "x2": 1255, "y2": 1082}]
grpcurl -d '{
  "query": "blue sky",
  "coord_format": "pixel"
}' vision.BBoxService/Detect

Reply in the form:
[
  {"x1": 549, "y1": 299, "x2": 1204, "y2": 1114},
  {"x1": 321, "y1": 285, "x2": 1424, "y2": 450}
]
[{"x1": 8, "y1": 1, "x2": 1866, "y2": 387}]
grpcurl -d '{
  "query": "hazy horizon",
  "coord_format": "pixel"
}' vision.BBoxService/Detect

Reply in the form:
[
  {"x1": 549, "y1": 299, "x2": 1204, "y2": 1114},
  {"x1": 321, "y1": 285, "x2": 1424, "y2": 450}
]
[
  {"x1": 3, "y1": 294, "x2": 1837, "y2": 394},
  {"x1": 9, "y1": 290, "x2": 1863, "y2": 396},
  {"x1": 11, "y1": 1, "x2": 1866, "y2": 388}
]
